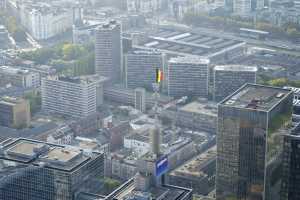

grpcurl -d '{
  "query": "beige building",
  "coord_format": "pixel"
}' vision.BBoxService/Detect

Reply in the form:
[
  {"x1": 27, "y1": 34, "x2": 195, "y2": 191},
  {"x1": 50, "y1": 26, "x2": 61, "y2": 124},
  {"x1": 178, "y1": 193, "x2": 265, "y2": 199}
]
[{"x1": 0, "y1": 97, "x2": 31, "y2": 128}]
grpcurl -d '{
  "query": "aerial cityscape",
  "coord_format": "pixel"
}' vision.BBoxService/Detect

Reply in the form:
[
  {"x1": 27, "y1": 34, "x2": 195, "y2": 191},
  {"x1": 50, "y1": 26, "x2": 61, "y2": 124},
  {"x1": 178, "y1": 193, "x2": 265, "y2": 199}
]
[{"x1": 0, "y1": 0, "x2": 300, "y2": 199}]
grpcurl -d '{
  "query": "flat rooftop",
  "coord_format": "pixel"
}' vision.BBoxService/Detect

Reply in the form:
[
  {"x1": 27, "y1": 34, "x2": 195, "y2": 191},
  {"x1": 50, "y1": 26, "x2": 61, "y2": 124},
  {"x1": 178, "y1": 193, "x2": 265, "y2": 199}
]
[
  {"x1": 179, "y1": 101, "x2": 217, "y2": 117},
  {"x1": 48, "y1": 75, "x2": 107, "y2": 85},
  {"x1": 140, "y1": 28, "x2": 244, "y2": 58},
  {"x1": 221, "y1": 84, "x2": 292, "y2": 111},
  {"x1": 109, "y1": 179, "x2": 192, "y2": 200},
  {"x1": 168, "y1": 56, "x2": 210, "y2": 65},
  {"x1": 7, "y1": 141, "x2": 45, "y2": 158},
  {"x1": 214, "y1": 65, "x2": 257, "y2": 72},
  {"x1": 0, "y1": 138, "x2": 101, "y2": 172},
  {"x1": 171, "y1": 146, "x2": 216, "y2": 178},
  {"x1": 40, "y1": 147, "x2": 81, "y2": 163}
]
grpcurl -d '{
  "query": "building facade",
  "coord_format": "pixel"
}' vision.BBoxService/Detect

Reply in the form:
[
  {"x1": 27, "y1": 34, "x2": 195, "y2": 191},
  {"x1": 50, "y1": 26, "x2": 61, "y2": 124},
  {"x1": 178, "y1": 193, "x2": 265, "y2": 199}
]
[
  {"x1": 213, "y1": 65, "x2": 257, "y2": 102},
  {"x1": 41, "y1": 75, "x2": 104, "y2": 118},
  {"x1": 233, "y1": 0, "x2": 265, "y2": 15},
  {"x1": 125, "y1": 50, "x2": 164, "y2": 90},
  {"x1": 134, "y1": 88, "x2": 146, "y2": 113},
  {"x1": 0, "y1": 66, "x2": 40, "y2": 88},
  {"x1": 95, "y1": 21, "x2": 122, "y2": 83},
  {"x1": 0, "y1": 97, "x2": 31, "y2": 128},
  {"x1": 216, "y1": 84, "x2": 293, "y2": 200},
  {"x1": 167, "y1": 57, "x2": 209, "y2": 98}
]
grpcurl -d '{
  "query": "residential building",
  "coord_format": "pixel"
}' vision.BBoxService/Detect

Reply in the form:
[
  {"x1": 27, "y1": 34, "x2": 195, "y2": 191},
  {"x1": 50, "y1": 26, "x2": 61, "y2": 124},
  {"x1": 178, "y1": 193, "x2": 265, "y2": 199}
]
[
  {"x1": 47, "y1": 126, "x2": 74, "y2": 145},
  {"x1": 280, "y1": 123, "x2": 300, "y2": 200},
  {"x1": 0, "y1": 66, "x2": 40, "y2": 88},
  {"x1": 125, "y1": 50, "x2": 164, "y2": 90},
  {"x1": 0, "y1": 138, "x2": 104, "y2": 200},
  {"x1": 216, "y1": 84, "x2": 293, "y2": 200},
  {"x1": 0, "y1": 96, "x2": 31, "y2": 128},
  {"x1": 213, "y1": 65, "x2": 257, "y2": 102},
  {"x1": 95, "y1": 21, "x2": 122, "y2": 83},
  {"x1": 134, "y1": 88, "x2": 146, "y2": 113},
  {"x1": 19, "y1": 2, "x2": 73, "y2": 40},
  {"x1": 41, "y1": 75, "x2": 106, "y2": 118},
  {"x1": 167, "y1": 57, "x2": 209, "y2": 98}
]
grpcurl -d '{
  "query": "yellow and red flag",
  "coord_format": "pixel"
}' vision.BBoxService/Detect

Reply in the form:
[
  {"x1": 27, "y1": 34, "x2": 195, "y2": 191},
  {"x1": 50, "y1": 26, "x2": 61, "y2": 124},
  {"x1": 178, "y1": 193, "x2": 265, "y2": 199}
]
[{"x1": 156, "y1": 68, "x2": 163, "y2": 83}]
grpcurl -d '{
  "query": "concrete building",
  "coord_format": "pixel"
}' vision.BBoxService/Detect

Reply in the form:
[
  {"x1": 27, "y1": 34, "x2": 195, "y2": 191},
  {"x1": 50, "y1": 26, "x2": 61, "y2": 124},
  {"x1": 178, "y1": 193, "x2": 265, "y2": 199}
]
[
  {"x1": 168, "y1": 146, "x2": 216, "y2": 195},
  {"x1": 95, "y1": 21, "x2": 122, "y2": 83},
  {"x1": 47, "y1": 125, "x2": 74, "y2": 145},
  {"x1": 0, "y1": 138, "x2": 104, "y2": 200},
  {"x1": 134, "y1": 88, "x2": 146, "y2": 113},
  {"x1": 125, "y1": 50, "x2": 164, "y2": 90},
  {"x1": 177, "y1": 100, "x2": 217, "y2": 133},
  {"x1": 0, "y1": 96, "x2": 31, "y2": 128},
  {"x1": 104, "y1": 85, "x2": 173, "y2": 109},
  {"x1": 41, "y1": 75, "x2": 106, "y2": 118},
  {"x1": 167, "y1": 57, "x2": 209, "y2": 98},
  {"x1": 213, "y1": 65, "x2": 257, "y2": 102},
  {"x1": 19, "y1": 2, "x2": 73, "y2": 40},
  {"x1": 0, "y1": 66, "x2": 40, "y2": 88},
  {"x1": 216, "y1": 84, "x2": 293, "y2": 200}
]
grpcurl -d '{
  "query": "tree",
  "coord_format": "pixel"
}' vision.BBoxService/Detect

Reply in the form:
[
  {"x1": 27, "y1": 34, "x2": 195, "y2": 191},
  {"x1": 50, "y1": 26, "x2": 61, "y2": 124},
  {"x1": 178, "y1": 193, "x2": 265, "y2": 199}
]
[{"x1": 24, "y1": 91, "x2": 41, "y2": 115}]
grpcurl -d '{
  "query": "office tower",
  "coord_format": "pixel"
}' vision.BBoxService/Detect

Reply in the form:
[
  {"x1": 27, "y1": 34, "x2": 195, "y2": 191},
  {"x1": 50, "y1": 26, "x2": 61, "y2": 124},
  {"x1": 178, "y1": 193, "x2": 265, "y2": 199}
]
[
  {"x1": 0, "y1": 96, "x2": 31, "y2": 128},
  {"x1": 167, "y1": 57, "x2": 209, "y2": 98},
  {"x1": 95, "y1": 20, "x2": 122, "y2": 83},
  {"x1": 41, "y1": 75, "x2": 105, "y2": 118},
  {"x1": 0, "y1": 138, "x2": 104, "y2": 200},
  {"x1": 280, "y1": 124, "x2": 300, "y2": 200},
  {"x1": 125, "y1": 50, "x2": 164, "y2": 90},
  {"x1": 0, "y1": 66, "x2": 40, "y2": 88},
  {"x1": 213, "y1": 65, "x2": 257, "y2": 102},
  {"x1": 134, "y1": 87, "x2": 146, "y2": 113},
  {"x1": 216, "y1": 84, "x2": 293, "y2": 200}
]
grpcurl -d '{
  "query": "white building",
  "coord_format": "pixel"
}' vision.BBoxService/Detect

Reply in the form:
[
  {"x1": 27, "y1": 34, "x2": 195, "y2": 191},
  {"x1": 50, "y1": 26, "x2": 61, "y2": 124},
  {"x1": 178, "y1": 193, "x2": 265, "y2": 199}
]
[
  {"x1": 20, "y1": 3, "x2": 73, "y2": 40},
  {"x1": 134, "y1": 88, "x2": 146, "y2": 113},
  {"x1": 42, "y1": 75, "x2": 106, "y2": 118},
  {"x1": 167, "y1": 56, "x2": 209, "y2": 98},
  {"x1": 0, "y1": 66, "x2": 40, "y2": 88},
  {"x1": 47, "y1": 126, "x2": 73, "y2": 145}
]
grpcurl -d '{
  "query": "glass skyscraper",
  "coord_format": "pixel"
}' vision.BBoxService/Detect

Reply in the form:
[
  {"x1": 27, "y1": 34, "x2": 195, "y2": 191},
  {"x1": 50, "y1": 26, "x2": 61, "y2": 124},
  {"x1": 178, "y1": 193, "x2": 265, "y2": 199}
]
[{"x1": 216, "y1": 84, "x2": 293, "y2": 200}]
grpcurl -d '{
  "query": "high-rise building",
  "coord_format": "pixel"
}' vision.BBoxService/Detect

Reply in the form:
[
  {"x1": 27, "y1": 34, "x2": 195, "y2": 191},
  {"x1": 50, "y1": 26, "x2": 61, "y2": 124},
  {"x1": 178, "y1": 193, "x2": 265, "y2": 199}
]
[
  {"x1": 167, "y1": 57, "x2": 209, "y2": 98},
  {"x1": 134, "y1": 87, "x2": 146, "y2": 113},
  {"x1": 125, "y1": 50, "x2": 164, "y2": 90},
  {"x1": 0, "y1": 96, "x2": 31, "y2": 128},
  {"x1": 280, "y1": 124, "x2": 300, "y2": 200},
  {"x1": 0, "y1": 66, "x2": 40, "y2": 88},
  {"x1": 95, "y1": 20, "x2": 122, "y2": 83},
  {"x1": 0, "y1": 138, "x2": 104, "y2": 200},
  {"x1": 213, "y1": 65, "x2": 257, "y2": 102},
  {"x1": 216, "y1": 84, "x2": 293, "y2": 200},
  {"x1": 41, "y1": 75, "x2": 106, "y2": 118}
]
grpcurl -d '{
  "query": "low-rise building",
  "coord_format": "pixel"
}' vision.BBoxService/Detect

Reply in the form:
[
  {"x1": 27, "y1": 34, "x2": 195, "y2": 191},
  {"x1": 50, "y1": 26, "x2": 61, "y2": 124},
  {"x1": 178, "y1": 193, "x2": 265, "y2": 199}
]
[
  {"x1": 0, "y1": 66, "x2": 40, "y2": 88},
  {"x1": 168, "y1": 146, "x2": 216, "y2": 195}
]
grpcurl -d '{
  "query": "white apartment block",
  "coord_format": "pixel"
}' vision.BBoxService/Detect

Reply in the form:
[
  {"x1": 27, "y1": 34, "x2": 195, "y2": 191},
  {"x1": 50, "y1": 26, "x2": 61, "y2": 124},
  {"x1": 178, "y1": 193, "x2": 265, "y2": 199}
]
[
  {"x1": 20, "y1": 3, "x2": 72, "y2": 40},
  {"x1": 41, "y1": 75, "x2": 104, "y2": 118}
]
